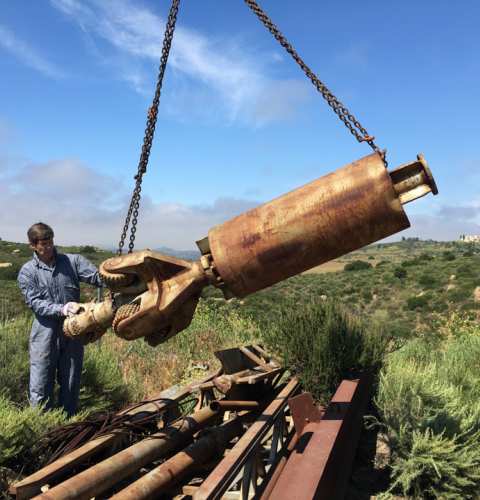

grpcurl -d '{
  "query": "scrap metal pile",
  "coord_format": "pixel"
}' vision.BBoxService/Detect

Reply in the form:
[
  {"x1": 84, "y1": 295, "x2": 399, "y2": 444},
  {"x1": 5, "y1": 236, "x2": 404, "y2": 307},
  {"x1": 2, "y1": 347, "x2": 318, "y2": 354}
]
[{"x1": 10, "y1": 346, "x2": 370, "y2": 500}]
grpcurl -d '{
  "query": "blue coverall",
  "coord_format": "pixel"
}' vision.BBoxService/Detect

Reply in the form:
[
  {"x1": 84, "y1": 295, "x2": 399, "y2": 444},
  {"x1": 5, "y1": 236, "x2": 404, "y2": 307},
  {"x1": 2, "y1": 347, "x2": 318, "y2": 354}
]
[{"x1": 17, "y1": 249, "x2": 102, "y2": 416}]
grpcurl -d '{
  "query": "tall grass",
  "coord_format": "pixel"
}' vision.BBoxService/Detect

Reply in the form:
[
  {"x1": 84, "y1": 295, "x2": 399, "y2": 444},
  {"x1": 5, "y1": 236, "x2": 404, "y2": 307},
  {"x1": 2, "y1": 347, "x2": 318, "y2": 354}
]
[
  {"x1": 98, "y1": 300, "x2": 263, "y2": 399},
  {"x1": 0, "y1": 313, "x2": 136, "y2": 472}
]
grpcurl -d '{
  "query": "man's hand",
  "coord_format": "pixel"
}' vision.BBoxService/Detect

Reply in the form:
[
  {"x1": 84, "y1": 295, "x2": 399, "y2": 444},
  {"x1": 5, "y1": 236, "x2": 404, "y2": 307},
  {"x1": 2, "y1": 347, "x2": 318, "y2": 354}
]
[
  {"x1": 62, "y1": 302, "x2": 82, "y2": 317},
  {"x1": 63, "y1": 299, "x2": 114, "y2": 344}
]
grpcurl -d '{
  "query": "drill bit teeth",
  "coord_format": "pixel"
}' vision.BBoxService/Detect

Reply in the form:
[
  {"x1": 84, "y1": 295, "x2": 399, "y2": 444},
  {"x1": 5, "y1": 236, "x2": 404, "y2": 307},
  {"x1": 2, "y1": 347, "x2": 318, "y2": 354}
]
[{"x1": 99, "y1": 260, "x2": 135, "y2": 290}]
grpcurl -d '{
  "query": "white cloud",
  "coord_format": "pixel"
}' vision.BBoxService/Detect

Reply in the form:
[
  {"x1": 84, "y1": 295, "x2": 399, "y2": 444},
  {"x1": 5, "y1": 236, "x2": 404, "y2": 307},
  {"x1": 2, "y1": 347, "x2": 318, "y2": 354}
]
[
  {"x1": 0, "y1": 24, "x2": 65, "y2": 79},
  {"x1": 50, "y1": 0, "x2": 311, "y2": 125},
  {"x1": 0, "y1": 156, "x2": 259, "y2": 250},
  {"x1": 385, "y1": 203, "x2": 480, "y2": 242},
  {"x1": 2, "y1": 154, "x2": 478, "y2": 250}
]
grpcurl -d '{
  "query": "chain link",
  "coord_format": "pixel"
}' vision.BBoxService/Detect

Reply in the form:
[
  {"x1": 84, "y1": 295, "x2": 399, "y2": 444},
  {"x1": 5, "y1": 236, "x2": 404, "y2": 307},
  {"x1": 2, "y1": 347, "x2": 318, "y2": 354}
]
[
  {"x1": 244, "y1": 0, "x2": 387, "y2": 168},
  {"x1": 118, "y1": 0, "x2": 181, "y2": 254}
]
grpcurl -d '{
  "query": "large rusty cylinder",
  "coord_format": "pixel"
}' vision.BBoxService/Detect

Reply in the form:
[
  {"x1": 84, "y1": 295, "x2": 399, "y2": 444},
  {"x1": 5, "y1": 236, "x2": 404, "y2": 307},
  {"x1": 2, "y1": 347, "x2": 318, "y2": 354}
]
[{"x1": 205, "y1": 152, "x2": 437, "y2": 298}]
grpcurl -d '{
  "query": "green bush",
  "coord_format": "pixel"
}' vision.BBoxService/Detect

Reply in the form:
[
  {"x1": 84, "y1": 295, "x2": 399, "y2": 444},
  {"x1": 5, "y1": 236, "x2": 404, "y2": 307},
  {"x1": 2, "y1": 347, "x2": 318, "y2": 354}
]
[
  {"x1": 443, "y1": 251, "x2": 456, "y2": 261},
  {"x1": 344, "y1": 260, "x2": 372, "y2": 272},
  {"x1": 0, "y1": 396, "x2": 70, "y2": 468},
  {"x1": 361, "y1": 289, "x2": 373, "y2": 302},
  {"x1": 262, "y1": 299, "x2": 388, "y2": 403},
  {"x1": 418, "y1": 272, "x2": 439, "y2": 289},
  {"x1": 376, "y1": 325, "x2": 480, "y2": 498},
  {"x1": 456, "y1": 263, "x2": 474, "y2": 278},
  {"x1": 393, "y1": 267, "x2": 407, "y2": 279},
  {"x1": 0, "y1": 263, "x2": 21, "y2": 281},
  {"x1": 418, "y1": 252, "x2": 434, "y2": 261},
  {"x1": 406, "y1": 295, "x2": 429, "y2": 310},
  {"x1": 447, "y1": 286, "x2": 474, "y2": 303}
]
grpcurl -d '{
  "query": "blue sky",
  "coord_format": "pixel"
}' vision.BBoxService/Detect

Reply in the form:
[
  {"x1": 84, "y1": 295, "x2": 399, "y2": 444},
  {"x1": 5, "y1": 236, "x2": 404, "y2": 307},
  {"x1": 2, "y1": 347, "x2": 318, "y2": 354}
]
[{"x1": 0, "y1": 0, "x2": 479, "y2": 249}]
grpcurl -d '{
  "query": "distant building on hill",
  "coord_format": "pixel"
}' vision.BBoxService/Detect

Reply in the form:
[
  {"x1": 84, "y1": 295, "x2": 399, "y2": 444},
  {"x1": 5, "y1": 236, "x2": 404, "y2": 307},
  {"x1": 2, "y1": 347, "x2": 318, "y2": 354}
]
[{"x1": 459, "y1": 234, "x2": 480, "y2": 243}]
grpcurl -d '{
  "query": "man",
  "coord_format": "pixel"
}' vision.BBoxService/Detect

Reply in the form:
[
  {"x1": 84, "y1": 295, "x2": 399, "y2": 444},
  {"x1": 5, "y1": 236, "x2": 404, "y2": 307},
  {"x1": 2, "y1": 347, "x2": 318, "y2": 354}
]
[{"x1": 17, "y1": 222, "x2": 102, "y2": 416}]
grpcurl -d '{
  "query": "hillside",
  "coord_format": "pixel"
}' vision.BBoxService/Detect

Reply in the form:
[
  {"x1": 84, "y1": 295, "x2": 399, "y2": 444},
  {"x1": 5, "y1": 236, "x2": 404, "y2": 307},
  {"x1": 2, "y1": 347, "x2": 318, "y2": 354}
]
[
  {"x1": 202, "y1": 238, "x2": 480, "y2": 339},
  {"x1": 1, "y1": 238, "x2": 479, "y2": 334}
]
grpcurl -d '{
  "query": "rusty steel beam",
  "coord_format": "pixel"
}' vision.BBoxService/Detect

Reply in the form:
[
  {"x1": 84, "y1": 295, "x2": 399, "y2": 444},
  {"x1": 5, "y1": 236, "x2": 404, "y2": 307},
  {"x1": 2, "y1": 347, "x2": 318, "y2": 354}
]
[
  {"x1": 111, "y1": 416, "x2": 248, "y2": 499},
  {"x1": 11, "y1": 370, "x2": 220, "y2": 500},
  {"x1": 259, "y1": 393, "x2": 325, "y2": 499},
  {"x1": 33, "y1": 405, "x2": 221, "y2": 500},
  {"x1": 266, "y1": 376, "x2": 371, "y2": 500},
  {"x1": 193, "y1": 378, "x2": 300, "y2": 500},
  {"x1": 258, "y1": 433, "x2": 299, "y2": 500}
]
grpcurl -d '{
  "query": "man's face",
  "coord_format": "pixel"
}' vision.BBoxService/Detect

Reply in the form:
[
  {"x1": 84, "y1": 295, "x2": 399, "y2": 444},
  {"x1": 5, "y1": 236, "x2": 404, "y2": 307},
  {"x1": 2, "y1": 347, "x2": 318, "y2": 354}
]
[{"x1": 31, "y1": 237, "x2": 55, "y2": 262}]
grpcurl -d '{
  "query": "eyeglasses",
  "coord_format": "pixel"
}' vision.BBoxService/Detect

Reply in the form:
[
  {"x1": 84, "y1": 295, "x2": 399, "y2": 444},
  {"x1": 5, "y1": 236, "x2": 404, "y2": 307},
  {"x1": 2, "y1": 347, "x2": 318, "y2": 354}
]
[{"x1": 36, "y1": 238, "x2": 54, "y2": 248}]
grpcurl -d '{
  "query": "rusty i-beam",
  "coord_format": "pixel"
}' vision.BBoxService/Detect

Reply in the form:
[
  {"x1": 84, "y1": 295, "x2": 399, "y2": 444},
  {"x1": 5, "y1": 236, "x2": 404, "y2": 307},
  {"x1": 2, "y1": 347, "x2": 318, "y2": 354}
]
[{"x1": 266, "y1": 376, "x2": 371, "y2": 500}]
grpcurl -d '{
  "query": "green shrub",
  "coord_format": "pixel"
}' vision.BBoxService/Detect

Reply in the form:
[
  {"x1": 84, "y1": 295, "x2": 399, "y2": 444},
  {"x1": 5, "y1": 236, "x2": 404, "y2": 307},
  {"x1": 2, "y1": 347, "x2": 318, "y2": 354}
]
[
  {"x1": 376, "y1": 326, "x2": 480, "y2": 497},
  {"x1": 443, "y1": 251, "x2": 456, "y2": 261},
  {"x1": 0, "y1": 396, "x2": 69, "y2": 467},
  {"x1": 418, "y1": 272, "x2": 439, "y2": 289},
  {"x1": 393, "y1": 267, "x2": 407, "y2": 279},
  {"x1": 361, "y1": 289, "x2": 373, "y2": 302},
  {"x1": 447, "y1": 286, "x2": 474, "y2": 303},
  {"x1": 387, "y1": 319, "x2": 414, "y2": 340},
  {"x1": 456, "y1": 263, "x2": 474, "y2": 278},
  {"x1": 262, "y1": 299, "x2": 387, "y2": 403},
  {"x1": 406, "y1": 295, "x2": 429, "y2": 310},
  {"x1": 418, "y1": 252, "x2": 434, "y2": 261},
  {"x1": 344, "y1": 260, "x2": 372, "y2": 272}
]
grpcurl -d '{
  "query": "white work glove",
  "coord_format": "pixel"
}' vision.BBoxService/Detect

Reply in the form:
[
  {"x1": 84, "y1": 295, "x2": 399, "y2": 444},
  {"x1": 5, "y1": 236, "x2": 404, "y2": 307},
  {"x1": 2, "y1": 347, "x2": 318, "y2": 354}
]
[{"x1": 62, "y1": 302, "x2": 82, "y2": 317}]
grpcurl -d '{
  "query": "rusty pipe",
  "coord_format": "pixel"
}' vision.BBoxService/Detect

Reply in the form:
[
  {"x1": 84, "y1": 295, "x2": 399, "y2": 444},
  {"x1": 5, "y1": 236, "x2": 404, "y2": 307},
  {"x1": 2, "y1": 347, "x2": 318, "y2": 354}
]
[
  {"x1": 209, "y1": 400, "x2": 260, "y2": 411},
  {"x1": 34, "y1": 405, "x2": 220, "y2": 500},
  {"x1": 389, "y1": 153, "x2": 438, "y2": 204},
  {"x1": 111, "y1": 418, "x2": 245, "y2": 500},
  {"x1": 205, "y1": 152, "x2": 437, "y2": 298}
]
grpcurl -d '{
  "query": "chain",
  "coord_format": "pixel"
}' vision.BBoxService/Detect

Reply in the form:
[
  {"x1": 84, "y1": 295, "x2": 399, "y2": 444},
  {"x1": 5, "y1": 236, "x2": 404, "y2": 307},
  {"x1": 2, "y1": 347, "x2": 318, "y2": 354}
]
[
  {"x1": 244, "y1": 0, "x2": 387, "y2": 168},
  {"x1": 118, "y1": 0, "x2": 181, "y2": 255}
]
